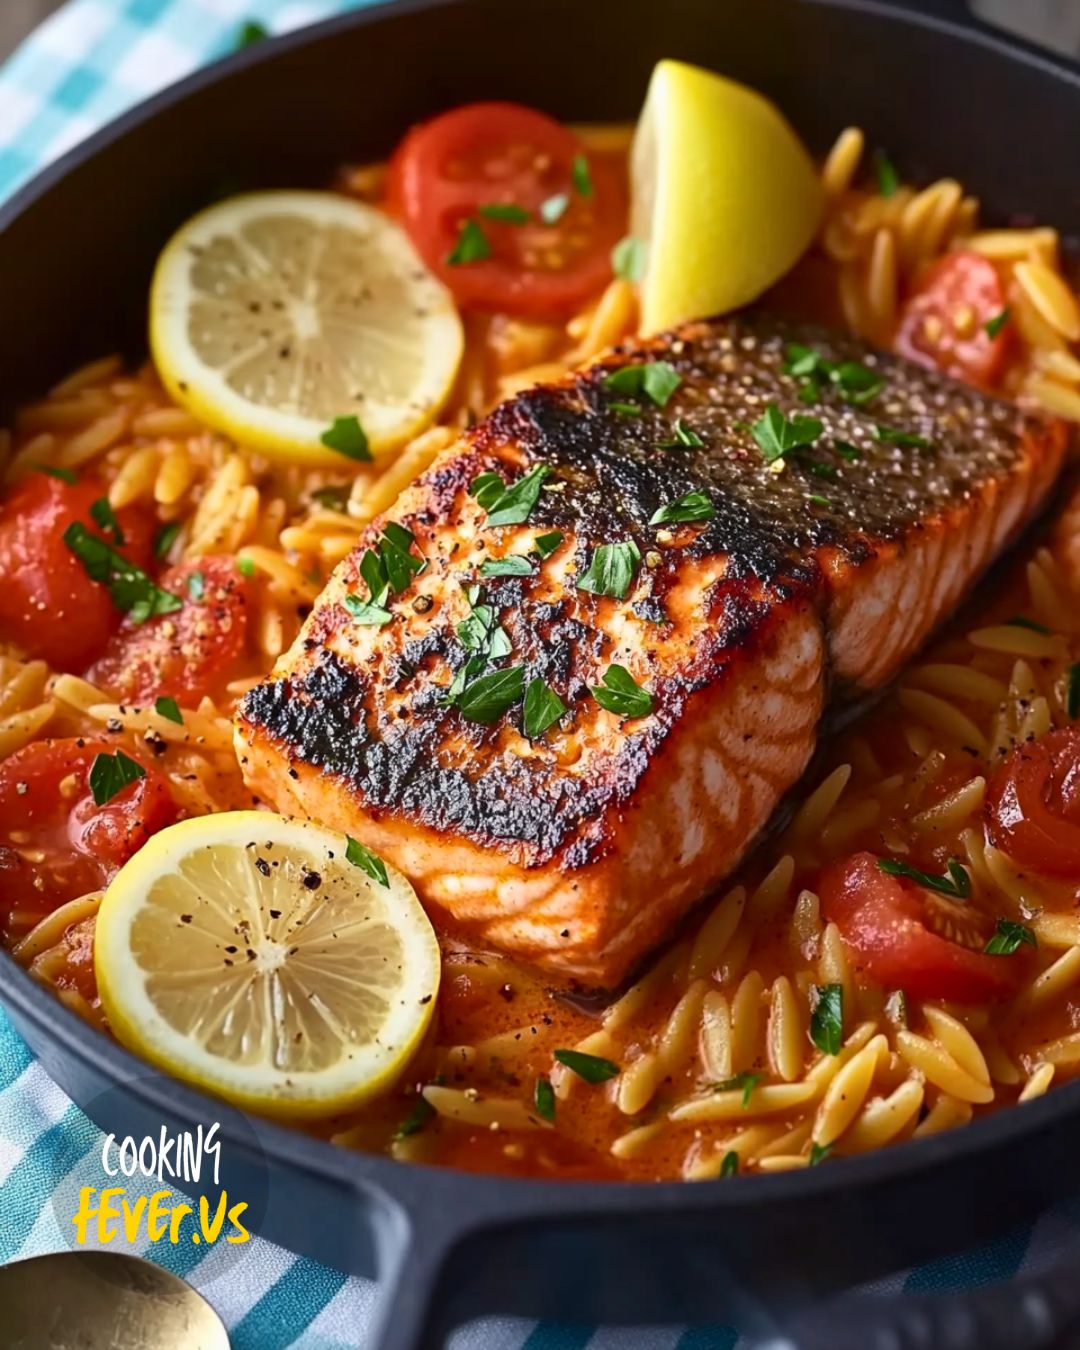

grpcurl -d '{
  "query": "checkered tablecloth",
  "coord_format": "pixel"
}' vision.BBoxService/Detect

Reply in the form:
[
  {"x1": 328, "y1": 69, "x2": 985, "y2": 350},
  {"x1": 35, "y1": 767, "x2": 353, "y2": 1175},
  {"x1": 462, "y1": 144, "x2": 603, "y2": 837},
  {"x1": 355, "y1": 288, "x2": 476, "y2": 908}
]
[{"x1": 0, "y1": 2, "x2": 1078, "y2": 1347}]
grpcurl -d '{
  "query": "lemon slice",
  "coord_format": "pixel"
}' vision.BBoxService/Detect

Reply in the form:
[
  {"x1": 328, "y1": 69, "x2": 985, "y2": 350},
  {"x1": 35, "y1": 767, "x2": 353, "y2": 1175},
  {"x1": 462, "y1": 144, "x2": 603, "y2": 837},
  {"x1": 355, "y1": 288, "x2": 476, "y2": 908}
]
[
  {"x1": 150, "y1": 191, "x2": 464, "y2": 465},
  {"x1": 631, "y1": 60, "x2": 823, "y2": 333},
  {"x1": 94, "y1": 812, "x2": 440, "y2": 1118}
]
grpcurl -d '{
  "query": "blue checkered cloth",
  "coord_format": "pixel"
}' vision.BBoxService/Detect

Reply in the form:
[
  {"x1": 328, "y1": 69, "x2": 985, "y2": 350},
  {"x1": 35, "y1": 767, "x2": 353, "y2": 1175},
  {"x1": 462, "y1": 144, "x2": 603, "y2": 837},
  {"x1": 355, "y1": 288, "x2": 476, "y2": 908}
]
[{"x1": 0, "y1": 3, "x2": 1077, "y2": 1346}]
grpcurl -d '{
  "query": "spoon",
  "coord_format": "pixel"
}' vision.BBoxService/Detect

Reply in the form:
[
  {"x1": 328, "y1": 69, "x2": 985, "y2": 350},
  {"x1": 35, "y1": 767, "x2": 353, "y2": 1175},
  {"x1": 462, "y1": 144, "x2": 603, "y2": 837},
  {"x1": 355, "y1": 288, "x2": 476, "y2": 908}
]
[{"x1": 0, "y1": 1249, "x2": 229, "y2": 1349}]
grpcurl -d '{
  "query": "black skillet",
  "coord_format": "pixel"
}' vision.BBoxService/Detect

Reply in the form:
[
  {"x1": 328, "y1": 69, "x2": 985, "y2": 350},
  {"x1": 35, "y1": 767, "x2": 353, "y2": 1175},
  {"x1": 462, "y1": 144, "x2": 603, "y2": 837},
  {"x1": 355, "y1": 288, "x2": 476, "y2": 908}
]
[{"x1": 2, "y1": 1, "x2": 1080, "y2": 1346}]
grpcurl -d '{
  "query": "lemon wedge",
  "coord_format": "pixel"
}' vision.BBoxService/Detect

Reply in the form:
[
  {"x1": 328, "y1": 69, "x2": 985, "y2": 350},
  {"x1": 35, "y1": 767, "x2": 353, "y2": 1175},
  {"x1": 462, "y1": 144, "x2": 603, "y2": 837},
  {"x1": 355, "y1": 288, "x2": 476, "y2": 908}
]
[
  {"x1": 150, "y1": 192, "x2": 464, "y2": 465},
  {"x1": 94, "y1": 812, "x2": 440, "y2": 1119},
  {"x1": 630, "y1": 60, "x2": 823, "y2": 333}
]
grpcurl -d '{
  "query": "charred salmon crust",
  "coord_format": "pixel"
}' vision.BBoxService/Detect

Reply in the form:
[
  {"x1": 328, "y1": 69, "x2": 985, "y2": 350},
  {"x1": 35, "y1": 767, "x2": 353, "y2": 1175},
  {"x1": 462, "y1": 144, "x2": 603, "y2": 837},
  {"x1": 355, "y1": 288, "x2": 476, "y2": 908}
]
[{"x1": 236, "y1": 312, "x2": 1067, "y2": 985}]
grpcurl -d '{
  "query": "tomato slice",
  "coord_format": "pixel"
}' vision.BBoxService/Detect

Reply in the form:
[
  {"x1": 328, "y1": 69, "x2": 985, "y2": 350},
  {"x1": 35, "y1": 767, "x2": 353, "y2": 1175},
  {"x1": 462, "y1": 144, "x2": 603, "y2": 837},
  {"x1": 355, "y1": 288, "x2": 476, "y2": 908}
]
[
  {"x1": 0, "y1": 473, "x2": 155, "y2": 671},
  {"x1": 820, "y1": 851, "x2": 1023, "y2": 1003},
  {"x1": 894, "y1": 249, "x2": 1012, "y2": 388},
  {"x1": 0, "y1": 737, "x2": 177, "y2": 943},
  {"x1": 88, "y1": 556, "x2": 251, "y2": 706},
  {"x1": 986, "y1": 727, "x2": 1080, "y2": 877},
  {"x1": 386, "y1": 102, "x2": 626, "y2": 318}
]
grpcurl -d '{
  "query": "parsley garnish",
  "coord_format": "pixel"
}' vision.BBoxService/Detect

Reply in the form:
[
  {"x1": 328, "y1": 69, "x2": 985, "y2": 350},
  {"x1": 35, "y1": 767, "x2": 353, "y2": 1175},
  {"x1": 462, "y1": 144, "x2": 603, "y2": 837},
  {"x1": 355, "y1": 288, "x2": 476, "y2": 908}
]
[
  {"x1": 64, "y1": 523, "x2": 182, "y2": 624},
  {"x1": 650, "y1": 490, "x2": 713, "y2": 526},
  {"x1": 534, "y1": 1076, "x2": 556, "y2": 1122},
  {"x1": 89, "y1": 750, "x2": 145, "y2": 807},
  {"x1": 472, "y1": 464, "x2": 551, "y2": 527},
  {"x1": 603, "y1": 361, "x2": 681, "y2": 409},
  {"x1": 809, "y1": 1141, "x2": 834, "y2": 1167},
  {"x1": 553, "y1": 1048, "x2": 620, "y2": 1084},
  {"x1": 480, "y1": 556, "x2": 535, "y2": 577},
  {"x1": 1068, "y1": 663, "x2": 1080, "y2": 719},
  {"x1": 311, "y1": 485, "x2": 350, "y2": 512},
  {"x1": 378, "y1": 521, "x2": 427, "y2": 593},
  {"x1": 835, "y1": 440, "x2": 861, "y2": 462},
  {"x1": 810, "y1": 984, "x2": 844, "y2": 1056},
  {"x1": 395, "y1": 1094, "x2": 435, "y2": 1139},
  {"x1": 154, "y1": 696, "x2": 183, "y2": 725},
  {"x1": 90, "y1": 497, "x2": 124, "y2": 546},
  {"x1": 809, "y1": 494, "x2": 831, "y2": 508},
  {"x1": 611, "y1": 235, "x2": 646, "y2": 282},
  {"x1": 984, "y1": 918, "x2": 1037, "y2": 956},
  {"x1": 345, "y1": 835, "x2": 390, "y2": 888},
  {"x1": 878, "y1": 856, "x2": 971, "y2": 899},
  {"x1": 320, "y1": 415, "x2": 371, "y2": 462},
  {"x1": 540, "y1": 193, "x2": 570, "y2": 225},
  {"x1": 591, "y1": 664, "x2": 653, "y2": 719},
  {"x1": 609, "y1": 402, "x2": 641, "y2": 417},
  {"x1": 783, "y1": 345, "x2": 883, "y2": 406},
  {"x1": 571, "y1": 153, "x2": 593, "y2": 198},
  {"x1": 236, "y1": 555, "x2": 256, "y2": 577},
  {"x1": 236, "y1": 18, "x2": 269, "y2": 48},
  {"x1": 523, "y1": 677, "x2": 567, "y2": 740},
  {"x1": 478, "y1": 203, "x2": 529, "y2": 224},
  {"x1": 750, "y1": 404, "x2": 823, "y2": 462},
  {"x1": 453, "y1": 665, "x2": 526, "y2": 723},
  {"x1": 874, "y1": 150, "x2": 900, "y2": 197},
  {"x1": 715, "y1": 1071, "x2": 762, "y2": 1108},
  {"x1": 985, "y1": 307, "x2": 1011, "y2": 339},
  {"x1": 154, "y1": 521, "x2": 181, "y2": 560},
  {"x1": 577, "y1": 539, "x2": 641, "y2": 599},
  {"x1": 447, "y1": 218, "x2": 491, "y2": 265},
  {"x1": 874, "y1": 423, "x2": 931, "y2": 449},
  {"x1": 455, "y1": 593, "x2": 512, "y2": 663},
  {"x1": 720, "y1": 1150, "x2": 739, "y2": 1178},
  {"x1": 658, "y1": 419, "x2": 704, "y2": 449},
  {"x1": 187, "y1": 571, "x2": 205, "y2": 601},
  {"x1": 343, "y1": 593, "x2": 392, "y2": 626},
  {"x1": 534, "y1": 530, "x2": 564, "y2": 559},
  {"x1": 1006, "y1": 616, "x2": 1051, "y2": 634},
  {"x1": 36, "y1": 463, "x2": 77, "y2": 484}
]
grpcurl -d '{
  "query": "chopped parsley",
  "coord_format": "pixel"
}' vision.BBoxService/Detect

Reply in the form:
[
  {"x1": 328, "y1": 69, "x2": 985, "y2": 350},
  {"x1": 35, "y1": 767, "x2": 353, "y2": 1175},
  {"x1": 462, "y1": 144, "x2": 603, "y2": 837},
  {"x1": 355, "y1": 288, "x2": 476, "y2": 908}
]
[
  {"x1": 571, "y1": 153, "x2": 593, "y2": 198},
  {"x1": 534, "y1": 530, "x2": 564, "y2": 559},
  {"x1": 36, "y1": 463, "x2": 77, "y2": 484},
  {"x1": 874, "y1": 150, "x2": 900, "y2": 198},
  {"x1": 603, "y1": 361, "x2": 681, "y2": 409},
  {"x1": 89, "y1": 750, "x2": 145, "y2": 807},
  {"x1": 540, "y1": 193, "x2": 570, "y2": 225},
  {"x1": 343, "y1": 592, "x2": 393, "y2": 626},
  {"x1": 187, "y1": 570, "x2": 206, "y2": 601},
  {"x1": 534, "y1": 1076, "x2": 556, "y2": 1122},
  {"x1": 834, "y1": 440, "x2": 861, "y2": 462},
  {"x1": 154, "y1": 696, "x2": 183, "y2": 725},
  {"x1": 320, "y1": 415, "x2": 371, "y2": 462},
  {"x1": 609, "y1": 401, "x2": 641, "y2": 417},
  {"x1": 154, "y1": 521, "x2": 181, "y2": 560},
  {"x1": 1006, "y1": 616, "x2": 1051, "y2": 634},
  {"x1": 611, "y1": 235, "x2": 646, "y2": 282},
  {"x1": 577, "y1": 539, "x2": 641, "y2": 599},
  {"x1": 471, "y1": 464, "x2": 551, "y2": 527},
  {"x1": 714, "y1": 1071, "x2": 762, "y2": 1108},
  {"x1": 873, "y1": 423, "x2": 931, "y2": 449},
  {"x1": 810, "y1": 984, "x2": 844, "y2": 1056},
  {"x1": 808, "y1": 1141, "x2": 834, "y2": 1167},
  {"x1": 720, "y1": 1150, "x2": 739, "y2": 1178},
  {"x1": 376, "y1": 521, "x2": 426, "y2": 594},
  {"x1": 985, "y1": 307, "x2": 1011, "y2": 339},
  {"x1": 783, "y1": 345, "x2": 883, "y2": 406},
  {"x1": 446, "y1": 218, "x2": 491, "y2": 266},
  {"x1": 553, "y1": 1048, "x2": 620, "y2": 1084},
  {"x1": 878, "y1": 856, "x2": 971, "y2": 900},
  {"x1": 650, "y1": 490, "x2": 713, "y2": 526},
  {"x1": 478, "y1": 202, "x2": 529, "y2": 224},
  {"x1": 90, "y1": 496, "x2": 124, "y2": 546},
  {"x1": 750, "y1": 404, "x2": 823, "y2": 462},
  {"x1": 395, "y1": 1094, "x2": 435, "y2": 1139},
  {"x1": 658, "y1": 418, "x2": 704, "y2": 449},
  {"x1": 64, "y1": 522, "x2": 182, "y2": 624},
  {"x1": 590, "y1": 663, "x2": 653, "y2": 719},
  {"x1": 985, "y1": 918, "x2": 1037, "y2": 956},
  {"x1": 809, "y1": 494, "x2": 831, "y2": 508},
  {"x1": 523, "y1": 678, "x2": 567, "y2": 739},
  {"x1": 1069, "y1": 663, "x2": 1080, "y2": 719},
  {"x1": 479, "y1": 555, "x2": 535, "y2": 578},
  {"x1": 236, "y1": 555, "x2": 256, "y2": 577},
  {"x1": 455, "y1": 593, "x2": 512, "y2": 662},
  {"x1": 453, "y1": 664, "x2": 526, "y2": 723},
  {"x1": 236, "y1": 18, "x2": 269, "y2": 47},
  {"x1": 345, "y1": 835, "x2": 390, "y2": 888},
  {"x1": 311, "y1": 484, "x2": 350, "y2": 512}
]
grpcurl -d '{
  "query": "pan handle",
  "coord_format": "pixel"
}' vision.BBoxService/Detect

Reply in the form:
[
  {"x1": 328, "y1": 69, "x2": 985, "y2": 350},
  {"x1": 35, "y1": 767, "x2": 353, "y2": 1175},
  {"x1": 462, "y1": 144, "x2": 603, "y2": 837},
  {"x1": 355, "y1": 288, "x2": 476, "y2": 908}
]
[
  {"x1": 364, "y1": 1192, "x2": 466, "y2": 1350},
  {"x1": 769, "y1": 1250, "x2": 1080, "y2": 1350}
]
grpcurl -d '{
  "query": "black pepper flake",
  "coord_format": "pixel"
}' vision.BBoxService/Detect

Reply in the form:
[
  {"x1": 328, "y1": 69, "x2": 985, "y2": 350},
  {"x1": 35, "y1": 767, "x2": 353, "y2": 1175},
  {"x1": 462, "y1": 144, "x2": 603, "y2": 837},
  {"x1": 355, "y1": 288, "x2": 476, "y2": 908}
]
[
  {"x1": 498, "y1": 983, "x2": 515, "y2": 1002},
  {"x1": 269, "y1": 909, "x2": 281, "y2": 919},
  {"x1": 180, "y1": 914, "x2": 193, "y2": 924},
  {"x1": 255, "y1": 857, "x2": 271, "y2": 877},
  {"x1": 302, "y1": 870, "x2": 322, "y2": 891}
]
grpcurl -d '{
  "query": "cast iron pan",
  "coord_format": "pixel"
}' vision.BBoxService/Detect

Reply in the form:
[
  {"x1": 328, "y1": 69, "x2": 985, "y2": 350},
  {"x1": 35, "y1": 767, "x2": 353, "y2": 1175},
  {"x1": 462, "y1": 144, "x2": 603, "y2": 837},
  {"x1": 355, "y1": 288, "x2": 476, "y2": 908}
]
[{"x1": 2, "y1": 2, "x2": 1080, "y2": 1346}]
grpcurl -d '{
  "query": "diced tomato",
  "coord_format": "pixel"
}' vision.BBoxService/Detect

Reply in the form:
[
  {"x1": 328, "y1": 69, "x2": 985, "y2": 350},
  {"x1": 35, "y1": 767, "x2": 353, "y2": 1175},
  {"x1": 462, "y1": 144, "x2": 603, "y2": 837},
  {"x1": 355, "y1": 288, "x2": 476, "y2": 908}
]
[
  {"x1": 0, "y1": 737, "x2": 177, "y2": 943},
  {"x1": 88, "y1": 556, "x2": 251, "y2": 706},
  {"x1": 986, "y1": 727, "x2": 1080, "y2": 877},
  {"x1": 820, "y1": 851, "x2": 1023, "y2": 1003},
  {"x1": 894, "y1": 249, "x2": 1012, "y2": 388},
  {"x1": 386, "y1": 102, "x2": 626, "y2": 319},
  {"x1": 0, "y1": 472, "x2": 155, "y2": 670}
]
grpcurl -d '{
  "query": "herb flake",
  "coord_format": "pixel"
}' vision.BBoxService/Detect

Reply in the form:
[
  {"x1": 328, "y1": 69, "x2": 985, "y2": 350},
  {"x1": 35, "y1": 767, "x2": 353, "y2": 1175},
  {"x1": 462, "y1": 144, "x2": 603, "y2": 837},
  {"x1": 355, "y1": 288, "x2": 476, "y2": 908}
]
[
  {"x1": 658, "y1": 418, "x2": 704, "y2": 449},
  {"x1": 874, "y1": 150, "x2": 900, "y2": 198},
  {"x1": 810, "y1": 984, "x2": 844, "y2": 1056},
  {"x1": 650, "y1": 490, "x2": 713, "y2": 526},
  {"x1": 534, "y1": 530, "x2": 564, "y2": 559},
  {"x1": 479, "y1": 555, "x2": 535, "y2": 578},
  {"x1": 878, "y1": 856, "x2": 971, "y2": 899},
  {"x1": 715, "y1": 1071, "x2": 763, "y2": 1108},
  {"x1": 475, "y1": 464, "x2": 551, "y2": 527},
  {"x1": 591, "y1": 664, "x2": 653, "y2": 719},
  {"x1": 984, "y1": 918, "x2": 1037, "y2": 956},
  {"x1": 446, "y1": 217, "x2": 491, "y2": 266},
  {"x1": 523, "y1": 677, "x2": 567, "y2": 739},
  {"x1": 154, "y1": 696, "x2": 183, "y2": 725},
  {"x1": 603, "y1": 361, "x2": 681, "y2": 409},
  {"x1": 534, "y1": 1076, "x2": 556, "y2": 1122},
  {"x1": 345, "y1": 835, "x2": 390, "y2": 888},
  {"x1": 320, "y1": 415, "x2": 371, "y2": 462},
  {"x1": 90, "y1": 496, "x2": 125, "y2": 546},
  {"x1": 577, "y1": 539, "x2": 641, "y2": 600},
  {"x1": 611, "y1": 235, "x2": 646, "y2": 282},
  {"x1": 478, "y1": 202, "x2": 529, "y2": 224},
  {"x1": 553, "y1": 1048, "x2": 620, "y2": 1084},
  {"x1": 571, "y1": 153, "x2": 593, "y2": 198},
  {"x1": 750, "y1": 404, "x2": 823, "y2": 462},
  {"x1": 89, "y1": 750, "x2": 145, "y2": 806},
  {"x1": 985, "y1": 307, "x2": 1011, "y2": 339},
  {"x1": 65, "y1": 522, "x2": 182, "y2": 624},
  {"x1": 453, "y1": 664, "x2": 526, "y2": 724}
]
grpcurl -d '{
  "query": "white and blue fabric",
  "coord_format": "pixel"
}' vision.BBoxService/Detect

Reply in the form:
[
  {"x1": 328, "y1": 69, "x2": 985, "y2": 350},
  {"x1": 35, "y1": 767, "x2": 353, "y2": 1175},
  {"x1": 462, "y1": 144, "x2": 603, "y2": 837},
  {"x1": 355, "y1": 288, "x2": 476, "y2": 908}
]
[{"x1": 0, "y1": 2, "x2": 1077, "y2": 1345}]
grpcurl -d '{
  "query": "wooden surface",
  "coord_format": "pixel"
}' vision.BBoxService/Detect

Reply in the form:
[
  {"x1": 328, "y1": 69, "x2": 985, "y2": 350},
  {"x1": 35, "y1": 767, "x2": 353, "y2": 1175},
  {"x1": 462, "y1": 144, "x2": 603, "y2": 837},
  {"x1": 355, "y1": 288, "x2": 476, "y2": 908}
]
[{"x1": 0, "y1": 0, "x2": 63, "y2": 63}]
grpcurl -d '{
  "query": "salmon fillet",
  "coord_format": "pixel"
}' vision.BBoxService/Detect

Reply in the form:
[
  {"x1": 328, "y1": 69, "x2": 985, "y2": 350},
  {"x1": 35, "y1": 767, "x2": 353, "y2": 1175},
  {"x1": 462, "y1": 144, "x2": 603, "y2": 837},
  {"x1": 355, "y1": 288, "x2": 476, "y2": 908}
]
[{"x1": 236, "y1": 313, "x2": 1066, "y2": 986}]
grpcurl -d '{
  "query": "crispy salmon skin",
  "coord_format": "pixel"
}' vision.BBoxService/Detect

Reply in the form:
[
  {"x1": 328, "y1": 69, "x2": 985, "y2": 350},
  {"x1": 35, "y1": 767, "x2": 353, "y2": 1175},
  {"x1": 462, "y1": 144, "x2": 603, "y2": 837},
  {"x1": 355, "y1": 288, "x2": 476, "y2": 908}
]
[{"x1": 236, "y1": 313, "x2": 1066, "y2": 985}]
